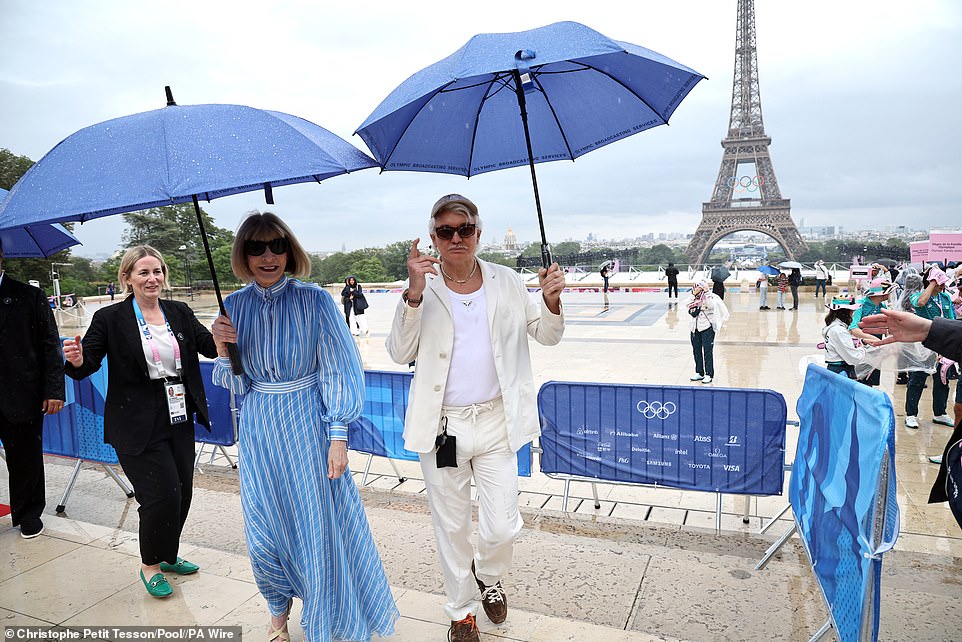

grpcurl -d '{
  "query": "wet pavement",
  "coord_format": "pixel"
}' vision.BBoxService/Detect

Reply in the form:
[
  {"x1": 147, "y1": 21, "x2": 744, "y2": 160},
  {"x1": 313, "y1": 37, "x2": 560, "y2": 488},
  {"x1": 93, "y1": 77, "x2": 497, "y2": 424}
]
[{"x1": 3, "y1": 276, "x2": 960, "y2": 640}]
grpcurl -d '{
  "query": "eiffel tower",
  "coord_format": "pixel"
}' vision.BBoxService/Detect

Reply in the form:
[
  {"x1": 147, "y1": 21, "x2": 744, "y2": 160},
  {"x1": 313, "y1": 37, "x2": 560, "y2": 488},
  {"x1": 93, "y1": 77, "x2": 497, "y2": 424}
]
[{"x1": 686, "y1": 0, "x2": 806, "y2": 264}]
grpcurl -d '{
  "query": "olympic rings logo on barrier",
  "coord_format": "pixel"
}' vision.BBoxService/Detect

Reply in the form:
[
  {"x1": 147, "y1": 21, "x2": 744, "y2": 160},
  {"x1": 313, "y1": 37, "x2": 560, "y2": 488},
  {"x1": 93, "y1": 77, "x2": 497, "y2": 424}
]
[
  {"x1": 727, "y1": 174, "x2": 765, "y2": 193},
  {"x1": 635, "y1": 400, "x2": 677, "y2": 419}
]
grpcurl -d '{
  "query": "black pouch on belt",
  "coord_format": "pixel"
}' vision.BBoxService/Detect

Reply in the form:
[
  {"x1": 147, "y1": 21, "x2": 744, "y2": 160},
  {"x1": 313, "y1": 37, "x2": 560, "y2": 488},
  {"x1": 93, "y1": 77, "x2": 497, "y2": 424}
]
[{"x1": 436, "y1": 416, "x2": 457, "y2": 468}]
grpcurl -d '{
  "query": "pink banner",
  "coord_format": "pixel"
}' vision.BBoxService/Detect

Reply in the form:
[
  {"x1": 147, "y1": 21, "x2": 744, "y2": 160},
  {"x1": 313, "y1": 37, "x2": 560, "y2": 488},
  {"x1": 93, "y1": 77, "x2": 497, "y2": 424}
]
[
  {"x1": 910, "y1": 241, "x2": 929, "y2": 263},
  {"x1": 927, "y1": 233, "x2": 962, "y2": 261}
]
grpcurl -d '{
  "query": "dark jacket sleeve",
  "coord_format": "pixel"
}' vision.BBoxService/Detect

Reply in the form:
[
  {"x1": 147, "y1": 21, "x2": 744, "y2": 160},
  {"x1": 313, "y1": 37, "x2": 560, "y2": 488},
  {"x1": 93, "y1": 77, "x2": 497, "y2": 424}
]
[
  {"x1": 35, "y1": 289, "x2": 66, "y2": 401},
  {"x1": 923, "y1": 317, "x2": 962, "y2": 363},
  {"x1": 64, "y1": 308, "x2": 109, "y2": 380}
]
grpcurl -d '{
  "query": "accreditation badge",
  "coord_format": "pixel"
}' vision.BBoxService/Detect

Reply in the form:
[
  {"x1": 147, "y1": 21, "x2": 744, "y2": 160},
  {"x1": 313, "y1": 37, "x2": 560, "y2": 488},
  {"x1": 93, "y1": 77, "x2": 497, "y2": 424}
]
[{"x1": 165, "y1": 382, "x2": 188, "y2": 424}]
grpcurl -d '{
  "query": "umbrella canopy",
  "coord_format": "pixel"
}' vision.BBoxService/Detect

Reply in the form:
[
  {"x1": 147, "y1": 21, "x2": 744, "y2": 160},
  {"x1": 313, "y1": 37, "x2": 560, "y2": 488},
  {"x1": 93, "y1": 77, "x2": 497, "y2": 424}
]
[
  {"x1": 356, "y1": 21, "x2": 705, "y2": 265},
  {"x1": 0, "y1": 88, "x2": 377, "y2": 372},
  {"x1": 0, "y1": 189, "x2": 81, "y2": 258},
  {"x1": 757, "y1": 265, "x2": 780, "y2": 276},
  {"x1": 778, "y1": 261, "x2": 803, "y2": 269},
  {"x1": 0, "y1": 93, "x2": 376, "y2": 228},
  {"x1": 873, "y1": 258, "x2": 898, "y2": 267},
  {"x1": 710, "y1": 265, "x2": 731, "y2": 281}
]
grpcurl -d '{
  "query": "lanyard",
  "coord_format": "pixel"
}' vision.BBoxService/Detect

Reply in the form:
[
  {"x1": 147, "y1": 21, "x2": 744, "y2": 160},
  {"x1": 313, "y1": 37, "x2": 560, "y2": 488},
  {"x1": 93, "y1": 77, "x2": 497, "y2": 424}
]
[{"x1": 132, "y1": 299, "x2": 182, "y2": 374}]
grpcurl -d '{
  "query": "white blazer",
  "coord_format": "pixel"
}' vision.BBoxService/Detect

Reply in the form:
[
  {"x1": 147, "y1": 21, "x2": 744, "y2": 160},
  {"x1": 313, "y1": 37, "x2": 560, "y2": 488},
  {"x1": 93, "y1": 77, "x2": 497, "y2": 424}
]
[{"x1": 386, "y1": 259, "x2": 565, "y2": 453}]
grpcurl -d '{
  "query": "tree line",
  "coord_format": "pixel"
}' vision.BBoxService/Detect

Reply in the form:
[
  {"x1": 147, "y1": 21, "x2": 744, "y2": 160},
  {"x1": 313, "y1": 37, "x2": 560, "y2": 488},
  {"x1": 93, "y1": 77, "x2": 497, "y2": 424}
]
[{"x1": 1, "y1": 147, "x2": 913, "y2": 296}]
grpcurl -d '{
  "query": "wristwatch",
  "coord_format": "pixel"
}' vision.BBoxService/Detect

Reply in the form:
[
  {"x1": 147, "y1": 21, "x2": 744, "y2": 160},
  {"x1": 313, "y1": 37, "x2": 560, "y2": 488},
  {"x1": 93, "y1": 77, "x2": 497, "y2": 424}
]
[{"x1": 402, "y1": 289, "x2": 423, "y2": 307}]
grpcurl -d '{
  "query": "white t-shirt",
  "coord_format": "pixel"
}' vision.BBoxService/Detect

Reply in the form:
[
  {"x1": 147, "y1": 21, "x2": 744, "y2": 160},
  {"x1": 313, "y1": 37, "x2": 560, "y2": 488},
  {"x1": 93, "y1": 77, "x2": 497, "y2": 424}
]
[{"x1": 443, "y1": 285, "x2": 501, "y2": 406}]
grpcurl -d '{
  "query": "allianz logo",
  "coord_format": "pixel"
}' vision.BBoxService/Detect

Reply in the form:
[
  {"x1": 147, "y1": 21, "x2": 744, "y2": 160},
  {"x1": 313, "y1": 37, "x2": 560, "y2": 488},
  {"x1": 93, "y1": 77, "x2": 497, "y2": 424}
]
[{"x1": 635, "y1": 400, "x2": 677, "y2": 419}]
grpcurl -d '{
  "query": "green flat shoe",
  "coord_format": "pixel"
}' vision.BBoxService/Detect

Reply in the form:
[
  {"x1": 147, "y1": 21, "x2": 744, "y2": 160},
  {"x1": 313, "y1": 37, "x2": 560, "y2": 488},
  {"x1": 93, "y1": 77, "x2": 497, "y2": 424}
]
[
  {"x1": 140, "y1": 570, "x2": 173, "y2": 598},
  {"x1": 159, "y1": 557, "x2": 200, "y2": 575}
]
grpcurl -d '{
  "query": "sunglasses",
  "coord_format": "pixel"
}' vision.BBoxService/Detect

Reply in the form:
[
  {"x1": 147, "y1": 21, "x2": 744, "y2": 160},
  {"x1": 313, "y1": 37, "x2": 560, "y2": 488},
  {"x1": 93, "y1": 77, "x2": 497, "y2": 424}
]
[
  {"x1": 244, "y1": 237, "x2": 290, "y2": 256},
  {"x1": 434, "y1": 224, "x2": 477, "y2": 240}
]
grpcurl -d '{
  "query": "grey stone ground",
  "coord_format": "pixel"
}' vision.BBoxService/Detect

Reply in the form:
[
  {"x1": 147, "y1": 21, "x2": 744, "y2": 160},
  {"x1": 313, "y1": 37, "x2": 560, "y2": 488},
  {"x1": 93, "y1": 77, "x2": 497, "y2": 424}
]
[{"x1": 5, "y1": 456, "x2": 957, "y2": 641}]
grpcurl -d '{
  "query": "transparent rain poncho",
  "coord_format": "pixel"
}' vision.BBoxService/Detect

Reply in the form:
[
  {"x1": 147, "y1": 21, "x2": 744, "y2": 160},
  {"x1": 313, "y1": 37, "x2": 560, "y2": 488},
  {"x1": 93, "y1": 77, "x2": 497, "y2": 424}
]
[{"x1": 846, "y1": 272, "x2": 936, "y2": 377}]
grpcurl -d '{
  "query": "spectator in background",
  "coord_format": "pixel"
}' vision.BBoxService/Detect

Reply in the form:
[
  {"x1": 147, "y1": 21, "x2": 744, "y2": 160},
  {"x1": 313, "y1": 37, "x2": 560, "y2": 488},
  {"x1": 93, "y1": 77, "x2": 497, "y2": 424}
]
[
  {"x1": 902, "y1": 266, "x2": 956, "y2": 429},
  {"x1": 600, "y1": 264, "x2": 610, "y2": 293},
  {"x1": 788, "y1": 268, "x2": 802, "y2": 310},
  {"x1": 847, "y1": 278, "x2": 893, "y2": 387},
  {"x1": 340, "y1": 275, "x2": 369, "y2": 336},
  {"x1": 665, "y1": 262, "x2": 679, "y2": 300},
  {"x1": 685, "y1": 280, "x2": 729, "y2": 385},
  {"x1": 858, "y1": 308, "x2": 962, "y2": 531},
  {"x1": 0, "y1": 242, "x2": 65, "y2": 539},
  {"x1": 756, "y1": 272, "x2": 770, "y2": 310},
  {"x1": 814, "y1": 260, "x2": 829, "y2": 298},
  {"x1": 776, "y1": 270, "x2": 789, "y2": 310},
  {"x1": 822, "y1": 296, "x2": 865, "y2": 379}
]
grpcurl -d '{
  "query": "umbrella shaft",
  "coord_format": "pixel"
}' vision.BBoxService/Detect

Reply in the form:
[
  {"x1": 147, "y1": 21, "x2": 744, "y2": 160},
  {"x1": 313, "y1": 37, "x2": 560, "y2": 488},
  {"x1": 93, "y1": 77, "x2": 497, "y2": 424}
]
[
  {"x1": 512, "y1": 70, "x2": 551, "y2": 268},
  {"x1": 192, "y1": 196, "x2": 243, "y2": 374}
]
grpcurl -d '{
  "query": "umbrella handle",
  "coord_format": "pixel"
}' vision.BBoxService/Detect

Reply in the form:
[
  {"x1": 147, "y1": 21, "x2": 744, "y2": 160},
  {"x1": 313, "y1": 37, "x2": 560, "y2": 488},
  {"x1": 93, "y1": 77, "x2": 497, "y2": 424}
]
[
  {"x1": 227, "y1": 343, "x2": 244, "y2": 375},
  {"x1": 541, "y1": 244, "x2": 553, "y2": 269}
]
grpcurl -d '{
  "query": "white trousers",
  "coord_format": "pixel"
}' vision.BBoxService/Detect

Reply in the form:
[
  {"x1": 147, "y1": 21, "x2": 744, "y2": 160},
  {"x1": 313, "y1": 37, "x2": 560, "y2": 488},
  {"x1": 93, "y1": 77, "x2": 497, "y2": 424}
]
[
  {"x1": 419, "y1": 396, "x2": 522, "y2": 621},
  {"x1": 351, "y1": 312, "x2": 368, "y2": 335}
]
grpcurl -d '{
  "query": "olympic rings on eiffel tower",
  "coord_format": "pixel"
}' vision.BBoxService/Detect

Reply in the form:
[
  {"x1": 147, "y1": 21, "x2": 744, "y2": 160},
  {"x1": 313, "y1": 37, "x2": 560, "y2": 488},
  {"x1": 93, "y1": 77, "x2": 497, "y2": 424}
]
[{"x1": 727, "y1": 174, "x2": 765, "y2": 193}]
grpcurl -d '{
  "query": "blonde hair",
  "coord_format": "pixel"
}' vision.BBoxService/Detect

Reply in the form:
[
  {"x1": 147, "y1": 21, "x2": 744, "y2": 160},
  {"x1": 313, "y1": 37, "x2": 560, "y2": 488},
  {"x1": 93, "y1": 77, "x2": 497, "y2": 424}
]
[
  {"x1": 118, "y1": 245, "x2": 169, "y2": 294},
  {"x1": 231, "y1": 211, "x2": 312, "y2": 282}
]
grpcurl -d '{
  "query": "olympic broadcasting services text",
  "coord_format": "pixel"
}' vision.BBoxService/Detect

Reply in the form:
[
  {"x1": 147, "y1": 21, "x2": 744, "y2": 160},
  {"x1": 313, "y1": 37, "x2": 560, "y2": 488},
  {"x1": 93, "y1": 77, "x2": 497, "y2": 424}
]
[{"x1": 5, "y1": 628, "x2": 241, "y2": 641}]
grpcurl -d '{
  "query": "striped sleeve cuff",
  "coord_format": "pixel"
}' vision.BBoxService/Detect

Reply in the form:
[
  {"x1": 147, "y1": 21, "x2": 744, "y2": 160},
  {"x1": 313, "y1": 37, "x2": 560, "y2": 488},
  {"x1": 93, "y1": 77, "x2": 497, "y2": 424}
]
[{"x1": 329, "y1": 424, "x2": 348, "y2": 442}]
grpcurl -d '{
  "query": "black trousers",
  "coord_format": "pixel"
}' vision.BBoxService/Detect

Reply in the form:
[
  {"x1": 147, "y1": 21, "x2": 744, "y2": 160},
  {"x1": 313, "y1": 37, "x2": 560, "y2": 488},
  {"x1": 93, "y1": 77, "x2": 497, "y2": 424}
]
[
  {"x1": 0, "y1": 411, "x2": 45, "y2": 527},
  {"x1": 668, "y1": 281, "x2": 678, "y2": 297},
  {"x1": 115, "y1": 383, "x2": 196, "y2": 566}
]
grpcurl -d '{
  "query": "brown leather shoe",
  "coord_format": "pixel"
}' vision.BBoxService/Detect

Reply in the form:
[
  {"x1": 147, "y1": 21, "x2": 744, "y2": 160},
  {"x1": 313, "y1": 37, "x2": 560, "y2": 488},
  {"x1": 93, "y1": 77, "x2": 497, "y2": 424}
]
[
  {"x1": 448, "y1": 614, "x2": 480, "y2": 642},
  {"x1": 472, "y1": 561, "x2": 507, "y2": 624}
]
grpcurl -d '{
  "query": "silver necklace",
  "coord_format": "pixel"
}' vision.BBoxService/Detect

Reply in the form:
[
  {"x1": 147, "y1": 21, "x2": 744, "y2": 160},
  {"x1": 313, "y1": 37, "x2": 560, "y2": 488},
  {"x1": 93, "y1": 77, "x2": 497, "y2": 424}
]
[{"x1": 440, "y1": 260, "x2": 478, "y2": 284}]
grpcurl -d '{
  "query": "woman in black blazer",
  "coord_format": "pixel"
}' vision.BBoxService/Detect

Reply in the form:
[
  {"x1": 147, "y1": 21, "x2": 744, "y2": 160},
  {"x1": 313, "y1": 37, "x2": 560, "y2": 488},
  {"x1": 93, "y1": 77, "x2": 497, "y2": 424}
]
[{"x1": 63, "y1": 245, "x2": 217, "y2": 598}]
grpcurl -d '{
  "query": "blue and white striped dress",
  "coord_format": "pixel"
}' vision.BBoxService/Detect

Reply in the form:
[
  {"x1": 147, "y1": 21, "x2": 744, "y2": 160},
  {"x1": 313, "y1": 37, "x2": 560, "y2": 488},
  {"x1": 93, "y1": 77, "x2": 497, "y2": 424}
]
[{"x1": 212, "y1": 276, "x2": 397, "y2": 641}]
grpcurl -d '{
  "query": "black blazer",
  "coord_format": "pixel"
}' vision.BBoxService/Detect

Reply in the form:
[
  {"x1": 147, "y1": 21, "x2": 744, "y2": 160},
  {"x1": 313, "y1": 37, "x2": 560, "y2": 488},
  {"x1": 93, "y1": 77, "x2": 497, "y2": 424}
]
[
  {"x1": 64, "y1": 296, "x2": 217, "y2": 455},
  {"x1": 924, "y1": 317, "x2": 962, "y2": 504},
  {"x1": 0, "y1": 275, "x2": 65, "y2": 424}
]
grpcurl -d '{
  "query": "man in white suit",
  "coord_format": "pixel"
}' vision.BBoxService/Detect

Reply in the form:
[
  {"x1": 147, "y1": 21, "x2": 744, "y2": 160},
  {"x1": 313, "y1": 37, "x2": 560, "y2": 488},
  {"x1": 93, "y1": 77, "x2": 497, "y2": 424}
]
[{"x1": 387, "y1": 194, "x2": 565, "y2": 642}]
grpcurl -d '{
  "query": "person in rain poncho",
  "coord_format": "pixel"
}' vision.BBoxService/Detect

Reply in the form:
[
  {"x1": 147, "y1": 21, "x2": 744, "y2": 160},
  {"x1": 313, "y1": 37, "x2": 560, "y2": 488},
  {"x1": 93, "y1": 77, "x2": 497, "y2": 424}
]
[
  {"x1": 900, "y1": 268, "x2": 957, "y2": 429},
  {"x1": 684, "y1": 280, "x2": 729, "y2": 384}
]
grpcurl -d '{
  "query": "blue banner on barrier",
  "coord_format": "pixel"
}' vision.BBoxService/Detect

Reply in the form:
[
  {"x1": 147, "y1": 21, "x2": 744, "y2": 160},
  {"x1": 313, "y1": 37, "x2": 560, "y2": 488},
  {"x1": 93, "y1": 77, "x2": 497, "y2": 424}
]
[
  {"x1": 538, "y1": 381, "x2": 786, "y2": 495},
  {"x1": 350, "y1": 370, "x2": 531, "y2": 477},
  {"x1": 42, "y1": 358, "x2": 118, "y2": 465},
  {"x1": 194, "y1": 360, "x2": 238, "y2": 446},
  {"x1": 791, "y1": 365, "x2": 899, "y2": 642}
]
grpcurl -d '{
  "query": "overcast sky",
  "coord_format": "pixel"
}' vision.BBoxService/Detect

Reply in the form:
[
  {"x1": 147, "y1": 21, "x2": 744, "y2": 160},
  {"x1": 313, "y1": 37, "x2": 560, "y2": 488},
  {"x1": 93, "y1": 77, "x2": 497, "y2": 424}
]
[{"x1": 1, "y1": 0, "x2": 959, "y2": 257}]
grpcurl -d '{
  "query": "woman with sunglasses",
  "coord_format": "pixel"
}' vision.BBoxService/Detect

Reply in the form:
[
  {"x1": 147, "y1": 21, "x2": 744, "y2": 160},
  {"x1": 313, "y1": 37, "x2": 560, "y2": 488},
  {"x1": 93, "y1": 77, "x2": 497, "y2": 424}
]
[
  {"x1": 210, "y1": 213, "x2": 397, "y2": 642},
  {"x1": 386, "y1": 194, "x2": 565, "y2": 642},
  {"x1": 62, "y1": 245, "x2": 217, "y2": 598}
]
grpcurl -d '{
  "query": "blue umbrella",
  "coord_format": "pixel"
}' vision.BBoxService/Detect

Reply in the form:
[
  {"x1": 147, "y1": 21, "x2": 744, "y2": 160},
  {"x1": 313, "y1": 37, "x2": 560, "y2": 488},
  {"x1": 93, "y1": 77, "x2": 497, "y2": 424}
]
[
  {"x1": 0, "y1": 188, "x2": 81, "y2": 258},
  {"x1": 356, "y1": 21, "x2": 705, "y2": 266},
  {"x1": 758, "y1": 265, "x2": 780, "y2": 276},
  {"x1": 0, "y1": 87, "x2": 377, "y2": 372}
]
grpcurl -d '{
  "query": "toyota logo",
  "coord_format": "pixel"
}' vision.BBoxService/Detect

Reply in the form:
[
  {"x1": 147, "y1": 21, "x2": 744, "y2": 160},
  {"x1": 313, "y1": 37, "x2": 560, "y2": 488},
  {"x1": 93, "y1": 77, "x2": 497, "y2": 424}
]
[{"x1": 635, "y1": 401, "x2": 677, "y2": 419}]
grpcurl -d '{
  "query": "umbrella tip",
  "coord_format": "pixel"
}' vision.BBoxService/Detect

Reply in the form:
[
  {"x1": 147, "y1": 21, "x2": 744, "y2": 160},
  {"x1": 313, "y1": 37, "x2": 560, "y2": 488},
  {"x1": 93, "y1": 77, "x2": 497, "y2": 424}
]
[{"x1": 165, "y1": 86, "x2": 176, "y2": 106}]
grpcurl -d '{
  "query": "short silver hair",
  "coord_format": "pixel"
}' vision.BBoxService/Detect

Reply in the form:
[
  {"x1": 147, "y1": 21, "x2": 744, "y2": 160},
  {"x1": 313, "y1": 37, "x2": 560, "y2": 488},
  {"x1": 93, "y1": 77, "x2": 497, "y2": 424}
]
[{"x1": 429, "y1": 203, "x2": 483, "y2": 235}]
